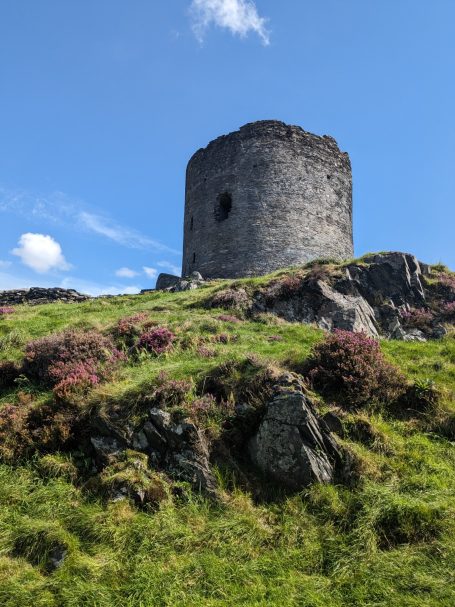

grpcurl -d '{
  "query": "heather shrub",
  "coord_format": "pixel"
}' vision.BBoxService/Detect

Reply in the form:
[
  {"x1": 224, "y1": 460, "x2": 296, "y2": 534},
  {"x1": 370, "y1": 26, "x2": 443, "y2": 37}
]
[
  {"x1": 0, "y1": 361, "x2": 21, "y2": 390},
  {"x1": 114, "y1": 312, "x2": 151, "y2": 347},
  {"x1": 25, "y1": 400, "x2": 83, "y2": 452},
  {"x1": 0, "y1": 403, "x2": 32, "y2": 461},
  {"x1": 23, "y1": 329, "x2": 122, "y2": 387},
  {"x1": 0, "y1": 307, "x2": 15, "y2": 316},
  {"x1": 265, "y1": 274, "x2": 303, "y2": 302},
  {"x1": 0, "y1": 397, "x2": 85, "y2": 459},
  {"x1": 210, "y1": 333, "x2": 232, "y2": 344},
  {"x1": 440, "y1": 301, "x2": 455, "y2": 321},
  {"x1": 151, "y1": 372, "x2": 193, "y2": 408},
  {"x1": 399, "y1": 307, "x2": 434, "y2": 329},
  {"x1": 210, "y1": 288, "x2": 250, "y2": 310},
  {"x1": 138, "y1": 327, "x2": 175, "y2": 355},
  {"x1": 305, "y1": 330, "x2": 406, "y2": 408},
  {"x1": 202, "y1": 357, "x2": 281, "y2": 408},
  {"x1": 305, "y1": 263, "x2": 332, "y2": 282},
  {"x1": 189, "y1": 393, "x2": 235, "y2": 429},
  {"x1": 196, "y1": 345, "x2": 217, "y2": 358},
  {"x1": 217, "y1": 314, "x2": 242, "y2": 323},
  {"x1": 439, "y1": 273, "x2": 455, "y2": 290},
  {"x1": 51, "y1": 360, "x2": 101, "y2": 401}
]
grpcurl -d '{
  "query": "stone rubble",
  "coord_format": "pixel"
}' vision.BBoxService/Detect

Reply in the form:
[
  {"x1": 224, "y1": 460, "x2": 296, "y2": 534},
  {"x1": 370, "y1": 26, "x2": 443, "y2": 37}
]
[{"x1": 0, "y1": 287, "x2": 90, "y2": 306}]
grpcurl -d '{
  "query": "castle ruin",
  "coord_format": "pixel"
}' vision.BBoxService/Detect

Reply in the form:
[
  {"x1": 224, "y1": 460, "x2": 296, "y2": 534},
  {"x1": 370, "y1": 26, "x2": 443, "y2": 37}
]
[{"x1": 182, "y1": 120, "x2": 353, "y2": 279}]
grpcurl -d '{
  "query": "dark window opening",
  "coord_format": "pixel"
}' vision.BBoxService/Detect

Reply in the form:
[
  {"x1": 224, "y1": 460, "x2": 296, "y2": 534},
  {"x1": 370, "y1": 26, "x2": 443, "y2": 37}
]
[
  {"x1": 190, "y1": 216, "x2": 194, "y2": 231},
  {"x1": 192, "y1": 252, "x2": 196, "y2": 264},
  {"x1": 215, "y1": 192, "x2": 232, "y2": 222}
]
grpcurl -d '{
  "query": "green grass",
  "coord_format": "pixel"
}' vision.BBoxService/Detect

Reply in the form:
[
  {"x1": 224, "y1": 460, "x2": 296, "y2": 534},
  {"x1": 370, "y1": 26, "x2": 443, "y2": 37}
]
[{"x1": 0, "y1": 279, "x2": 454, "y2": 606}]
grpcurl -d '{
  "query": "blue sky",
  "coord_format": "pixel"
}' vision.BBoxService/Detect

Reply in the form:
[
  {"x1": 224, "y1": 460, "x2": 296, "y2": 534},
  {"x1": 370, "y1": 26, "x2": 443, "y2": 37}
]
[{"x1": 0, "y1": 1, "x2": 454, "y2": 295}]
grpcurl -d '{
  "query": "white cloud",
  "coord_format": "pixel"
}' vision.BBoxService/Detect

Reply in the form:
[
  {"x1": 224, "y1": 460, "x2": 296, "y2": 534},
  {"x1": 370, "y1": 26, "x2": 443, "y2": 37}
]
[
  {"x1": 11, "y1": 233, "x2": 71, "y2": 274},
  {"x1": 115, "y1": 267, "x2": 139, "y2": 278},
  {"x1": 157, "y1": 260, "x2": 181, "y2": 276},
  {"x1": 59, "y1": 277, "x2": 141, "y2": 297},
  {"x1": 190, "y1": 0, "x2": 270, "y2": 45},
  {"x1": 143, "y1": 266, "x2": 158, "y2": 280},
  {"x1": 0, "y1": 260, "x2": 12, "y2": 269},
  {"x1": 78, "y1": 211, "x2": 180, "y2": 254},
  {"x1": 0, "y1": 186, "x2": 180, "y2": 256}
]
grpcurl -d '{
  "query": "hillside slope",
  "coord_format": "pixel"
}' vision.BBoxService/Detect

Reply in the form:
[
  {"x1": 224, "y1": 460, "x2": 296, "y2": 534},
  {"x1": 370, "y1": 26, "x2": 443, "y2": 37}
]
[{"x1": 0, "y1": 255, "x2": 454, "y2": 607}]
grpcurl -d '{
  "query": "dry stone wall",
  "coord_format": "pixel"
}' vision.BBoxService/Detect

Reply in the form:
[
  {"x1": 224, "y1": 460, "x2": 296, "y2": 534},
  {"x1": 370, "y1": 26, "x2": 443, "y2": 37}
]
[{"x1": 0, "y1": 287, "x2": 90, "y2": 306}]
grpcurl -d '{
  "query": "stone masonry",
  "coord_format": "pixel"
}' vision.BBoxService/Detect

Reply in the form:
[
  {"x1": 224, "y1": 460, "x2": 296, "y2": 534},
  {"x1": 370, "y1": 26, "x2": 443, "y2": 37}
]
[{"x1": 182, "y1": 120, "x2": 353, "y2": 279}]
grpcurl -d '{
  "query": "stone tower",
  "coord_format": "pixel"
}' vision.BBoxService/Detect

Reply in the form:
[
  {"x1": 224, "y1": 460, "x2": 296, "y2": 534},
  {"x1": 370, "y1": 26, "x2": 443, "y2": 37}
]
[{"x1": 182, "y1": 120, "x2": 353, "y2": 279}]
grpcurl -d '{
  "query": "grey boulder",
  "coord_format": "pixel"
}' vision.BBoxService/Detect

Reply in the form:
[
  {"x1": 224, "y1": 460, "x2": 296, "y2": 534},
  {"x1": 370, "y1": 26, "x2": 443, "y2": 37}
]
[{"x1": 249, "y1": 388, "x2": 343, "y2": 490}]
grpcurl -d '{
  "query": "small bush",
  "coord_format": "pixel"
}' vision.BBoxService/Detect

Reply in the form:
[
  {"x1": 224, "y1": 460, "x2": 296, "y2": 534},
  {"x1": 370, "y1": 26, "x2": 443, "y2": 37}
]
[
  {"x1": 0, "y1": 307, "x2": 15, "y2": 316},
  {"x1": 211, "y1": 288, "x2": 250, "y2": 310},
  {"x1": 305, "y1": 330, "x2": 406, "y2": 408},
  {"x1": 0, "y1": 403, "x2": 32, "y2": 461},
  {"x1": 217, "y1": 314, "x2": 242, "y2": 323},
  {"x1": 439, "y1": 273, "x2": 455, "y2": 290},
  {"x1": 25, "y1": 400, "x2": 83, "y2": 452},
  {"x1": 0, "y1": 361, "x2": 21, "y2": 390},
  {"x1": 138, "y1": 327, "x2": 175, "y2": 355},
  {"x1": 196, "y1": 345, "x2": 217, "y2": 358},
  {"x1": 440, "y1": 301, "x2": 455, "y2": 321},
  {"x1": 399, "y1": 307, "x2": 434, "y2": 329},
  {"x1": 114, "y1": 312, "x2": 151, "y2": 347},
  {"x1": 51, "y1": 360, "x2": 101, "y2": 401},
  {"x1": 210, "y1": 333, "x2": 234, "y2": 344},
  {"x1": 189, "y1": 394, "x2": 234, "y2": 427},
  {"x1": 23, "y1": 329, "x2": 122, "y2": 387},
  {"x1": 151, "y1": 372, "x2": 193, "y2": 408},
  {"x1": 264, "y1": 274, "x2": 303, "y2": 302}
]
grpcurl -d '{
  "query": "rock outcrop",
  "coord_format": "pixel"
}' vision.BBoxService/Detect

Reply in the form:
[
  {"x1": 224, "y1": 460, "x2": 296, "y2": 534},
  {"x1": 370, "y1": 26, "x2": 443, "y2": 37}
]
[
  {"x1": 254, "y1": 252, "x2": 451, "y2": 340},
  {"x1": 248, "y1": 381, "x2": 344, "y2": 490},
  {"x1": 90, "y1": 406, "x2": 216, "y2": 496},
  {"x1": 0, "y1": 287, "x2": 90, "y2": 306},
  {"x1": 154, "y1": 272, "x2": 205, "y2": 293}
]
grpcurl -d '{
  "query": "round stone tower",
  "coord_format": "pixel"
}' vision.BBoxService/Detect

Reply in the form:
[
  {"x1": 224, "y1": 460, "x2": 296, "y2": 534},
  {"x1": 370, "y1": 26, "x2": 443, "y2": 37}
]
[{"x1": 182, "y1": 120, "x2": 353, "y2": 279}]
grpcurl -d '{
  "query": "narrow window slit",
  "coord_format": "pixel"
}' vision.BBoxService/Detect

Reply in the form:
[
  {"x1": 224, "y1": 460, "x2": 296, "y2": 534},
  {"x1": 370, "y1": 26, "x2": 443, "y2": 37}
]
[{"x1": 215, "y1": 192, "x2": 232, "y2": 222}]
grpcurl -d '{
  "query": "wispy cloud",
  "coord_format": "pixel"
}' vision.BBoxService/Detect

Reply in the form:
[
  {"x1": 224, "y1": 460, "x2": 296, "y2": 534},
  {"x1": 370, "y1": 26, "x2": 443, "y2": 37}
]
[
  {"x1": 190, "y1": 0, "x2": 270, "y2": 45},
  {"x1": 0, "y1": 260, "x2": 12, "y2": 269},
  {"x1": 59, "y1": 276, "x2": 141, "y2": 297},
  {"x1": 11, "y1": 233, "x2": 71, "y2": 274},
  {"x1": 157, "y1": 260, "x2": 181, "y2": 276},
  {"x1": 0, "y1": 186, "x2": 179, "y2": 255},
  {"x1": 143, "y1": 266, "x2": 158, "y2": 280},
  {"x1": 78, "y1": 212, "x2": 179, "y2": 254}
]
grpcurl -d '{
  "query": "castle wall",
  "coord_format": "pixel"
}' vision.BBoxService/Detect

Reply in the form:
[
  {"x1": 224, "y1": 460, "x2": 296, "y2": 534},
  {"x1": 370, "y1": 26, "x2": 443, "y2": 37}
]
[{"x1": 182, "y1": 120, "x2": 353, "y2": 279}]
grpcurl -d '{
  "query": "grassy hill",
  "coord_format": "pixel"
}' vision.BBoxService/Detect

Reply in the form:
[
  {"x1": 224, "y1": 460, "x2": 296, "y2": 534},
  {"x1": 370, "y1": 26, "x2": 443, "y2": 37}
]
[{"x1": 0, "y1": 267, "x2": 454, "y2": 607}]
